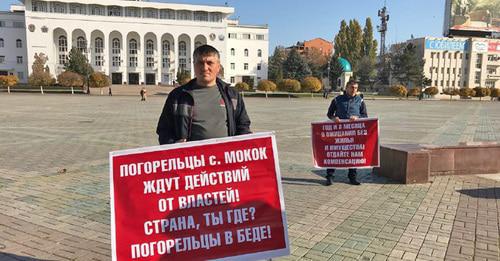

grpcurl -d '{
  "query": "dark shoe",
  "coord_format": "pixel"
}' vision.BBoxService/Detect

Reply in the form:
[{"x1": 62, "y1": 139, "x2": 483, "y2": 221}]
[
  {"x1": 325, "y1": 175, "x2": 334, "y2": 186},
  {"x1": 349, "y1": 178, "x2": 361, "y2": 185},
  {"x1": 348, "y1": 171, "x2": 360, "y2": 185}
]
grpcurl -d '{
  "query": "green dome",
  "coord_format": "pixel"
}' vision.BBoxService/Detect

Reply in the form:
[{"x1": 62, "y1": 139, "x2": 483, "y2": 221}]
[{"x1": 338, "y1": 58, "x2": 352, "y2": 72}]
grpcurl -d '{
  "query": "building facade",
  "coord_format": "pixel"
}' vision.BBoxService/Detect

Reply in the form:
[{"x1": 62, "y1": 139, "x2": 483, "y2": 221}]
[
  {"x1": 288, "y1": 37, "x2": 333, "y2": 57},
  {"x1": 0, "y1": 0, "x2": 268, "y2": 86},
  {"x1": 407, "y1": 37, "x2": 500, "y2": 92}
]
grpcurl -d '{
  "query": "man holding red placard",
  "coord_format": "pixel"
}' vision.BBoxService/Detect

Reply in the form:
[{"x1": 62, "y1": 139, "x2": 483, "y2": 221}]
[{"x1": 325, "y1": 79, "x2": 367, "y2": 186}]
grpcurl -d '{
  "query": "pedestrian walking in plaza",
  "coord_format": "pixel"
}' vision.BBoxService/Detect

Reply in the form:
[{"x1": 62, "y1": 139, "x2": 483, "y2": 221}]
[
  {"x1": 325, "y1": 79, "x2": 368, "y2": 186},
  {"x1": 108, "y1": 87, "x2": 112, "y2": 96},
  {"x1": 156, "y1": 44, "x2": 251, "y2": 144},
  {"x1": 140, "y1": 87, "x2": 147, "y2": 101}
]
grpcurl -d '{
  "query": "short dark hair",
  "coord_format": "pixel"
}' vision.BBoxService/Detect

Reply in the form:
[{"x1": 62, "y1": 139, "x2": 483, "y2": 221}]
[
  {"x1": 346, "y1": 79, "x2": 359, "y2": 87},
  {"x1": 193, "y1": 44, "x2": 220, "y2": 61}
]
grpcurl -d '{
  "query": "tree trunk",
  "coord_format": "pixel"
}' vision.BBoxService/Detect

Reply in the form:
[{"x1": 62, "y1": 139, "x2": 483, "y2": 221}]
[
  {"x1": 7, "y1": 86, "x2": 10, "y2": 94},
  {"x1": 71, "y1": 86, "x2": 74, "y2": 95},
  {"x1": 100, "y1": 88, "x2": 103, "y2": 95},
  {"x1": 288, "y1": 92, "x2": 290, "y2": 100},
  {"x1": 40, "y1": 86, "x2": 44, "y2": 94},
  {"x1": 265, "y1": 91, "x2": 268, "y2": 99}
]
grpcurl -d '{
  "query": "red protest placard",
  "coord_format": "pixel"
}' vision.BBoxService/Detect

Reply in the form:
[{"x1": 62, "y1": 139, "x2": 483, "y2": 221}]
[
  {"x1": 311, "y1": 118, "x2": 379, "y2": 169},
  {"x1": 109, "y1": 132, "x2": 289, "y2": 261}
]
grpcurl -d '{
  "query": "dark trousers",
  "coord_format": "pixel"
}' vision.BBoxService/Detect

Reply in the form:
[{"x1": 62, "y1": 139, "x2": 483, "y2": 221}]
[{"x1": 326, "y1": 168, "x2": 357, "y2": 179}]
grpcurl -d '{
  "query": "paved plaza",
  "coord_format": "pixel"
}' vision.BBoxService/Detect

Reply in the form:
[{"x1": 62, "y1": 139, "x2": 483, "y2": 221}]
[{"x1": 0, "y1": 93, "x2": 499, "y2": 260}]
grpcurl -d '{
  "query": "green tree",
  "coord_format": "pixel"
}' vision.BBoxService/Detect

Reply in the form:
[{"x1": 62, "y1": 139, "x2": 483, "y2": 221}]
[
  {"x1": 28, "y1": 53, "x2": 56, "y2": 88},
  {"x1": 282, "y1": 48, "x2": 311, "y2": 80},
  {"x1": 346, "y1": 19, "x2": 363, "y2": 72},
  {"x1": 391, "y1": 43, "x2": 426, "y2": 87},
  {"x1": 334, "y1": 20, "x2": 349, "y2": 59},
  {"x1": 268, "y1": 46, "x2": 287, "y2": 82},
  {"x1": 65, "y1": 48, "x2": 93, "y2": 93},
  {"x1": 459, "y1": 87, "x2": 475, "y2": 98},
  {"x1": 176, "y1": 69, "x2": 191, "y2": 85},
  {"x1": 362, "y1": 18, "x2": 378, "y2": 62},
  {"x1": 490, "y1": 88, "x2": 500, "y2": 100},
  {"x1": 328, "y1": 54, "x2": 344, "y2": 89},
  {"x1": 357, "y1": 56, "x2": 377, "y2": 90}
]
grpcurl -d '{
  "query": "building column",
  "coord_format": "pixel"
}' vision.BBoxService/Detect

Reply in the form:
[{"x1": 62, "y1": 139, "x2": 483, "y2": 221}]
[
  {"x1": 190, "y1": 36, "x2": 195, "y2": 78},
  {"x1": 156, "y1": 33, "x2": 162, "y2": 85},
  {"x1": 124, "y1": 34, "x2": 129, "y2": 84},
  {"x1": 103, "y1": 32, "x2": 109, "y2": 75},
  {"x1": 138, "y1": 34, "x2": 145, "y2": 84},
  {"x1": 174, "y1": 36, "x2": 179, "y2": 84}
]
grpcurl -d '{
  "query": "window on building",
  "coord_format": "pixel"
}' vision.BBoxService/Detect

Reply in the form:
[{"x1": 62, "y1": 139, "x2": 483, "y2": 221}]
[
  {"x1": 453, "y1": 68, "x2": 456, "y2": 74},
  {"x1": 0, "y1": 56, "x2": 5, "y2": 63},
  {"x1": 257, "y1": 49, "x2": 262, "y2": 57},
  {"x1": 32, "y1": 1, "x2": 48, "y2": 12},
  {"x1": 160, "y1": 9, "x2": 175, "y2": 19},
  {"x1": 0, "y1": 21, "x2": 4, "y2": 27},
  {"x1": 441, "y1": 68, "x2": 444, "y2": 73},
  {"x1": 230, "y1": 77, "x2": 235, "y2": 83},
  {"x1": 146, "y1": 40, "x2": 154, "y2": 55},
  {"x1": 59, "y1": 54, "x2": 68, "y2": 65},
  {"x1": 228, "y1": 33, "x2": 237, "y2": 39},
  {"x1": 16, "y1": 39, "x2": 22, "y2": 48},
  {"x1": 257, "y1": 64, "x2": 261, "y2": 70},
  {"x1": 0, "y1": 38, "x2": 4, "y2": 48},
  {"x1": 256, "y1": 34, "x2": 265, "y2": 40},
  {"x1": 17, "y1": 72, "x2": 24, "y2": 80},
  {"x1": 195, "y1": 41, "x2": 203, "y2": 49},
  {"x1": 230, "y1": 63, "x2": 235, "y2": 70},
  {"x1": 129, "y1": 39, "x2": 138, "y2": 55},
  {"x1": 90, "y1": 5, "x2": 105, "y2": 16},
  {"x1": 13, "y1": 22, "x2": 24, "y2": 28},
  {"x1": 95, "y1": 38, "x2": 103, "y2": 53},
  {"x1": 475, "y1": 71, "x2": 481, "y2": 84},
  {"x1": 178, "y1": 10, "x2": 191, "y2": 20},
  {"x1": 210, "y1": 13, "x2": 222, "y2": 22},
  {"x1": 144, "y1": 8, "x2": 158, "y2": 19},
  {"x1": 69, "y1": 4, "x2": 86, "y2": 15},
  {"x1": 476, "y1": 54, "x2": 482, "y2": 69},
  {"x1": 486, "y1": 80, "x2": 495, "y2": 88},
  {"x1": 460, "y1": 53, "x2": 463, "y2": 59},
  {"x1": 179, "y1": 58, "x2": 187, "y2": 71},
  {"x1": 162, "y1": 40, "x2": 171, "y2": 69},
  {"x1": 58, "y1": 36, "x2": 67, "y2": 52},
  {"x1": 430, "y1": 52, "x2": 434, "y2": 58},
  {"x1": 129, "y1": 57, "x2": 138, "y2": 67},
  {"x1": 108, "y1": 6, "x2": 121, "y2": 16},
  {"x1": 465, "y1": 53, "x2": 469, "y2": 60},
  {"x1": 77, "y1": 37, "x2": 86, "y2": 53},
  {"x1": 126, "y1": 7, "x2": 140, "y2": 17},
  {"x1": 194, "y1": 11, "x2": 208, "y2": 21},
  {"x1": 95, "y1": 55, "x2": 103, "y2": 66},
  {"x1": 230, "y1": 48, "x2": 235, "y2": 56},
  {"x1": 179, "y1": 41, "x2": 187, "y2": 57},
  {"x1": 146, "y1": 57, "x2": 154, "y2": 68},
  {"x1": 51, "y1": 2, "x2": 66, "y2": 13},
  {"x1": 244, "y1": 49, "x2": 248, "y2": 57},
  {"x1": 242, "y1": 34, "x2": 251, "y2": 40},
  {"x1": 112, "y1": 38, "x2": 121, "y2": 55},
  {"x1": 244, "y1": 63, "x2": 248, "y2": 70},
  {"x1": 17, "y1": 56, "x2": 23, "y2": 64},
  {"x1": 112, "y1": 56, "x2": 121, "y2": 67},
  {"x1": 447, "y1": 68, "x2": 450, "y2": 73},
  {"x1": 434, "y1": 80, "x2": 438, "y2": 86}
]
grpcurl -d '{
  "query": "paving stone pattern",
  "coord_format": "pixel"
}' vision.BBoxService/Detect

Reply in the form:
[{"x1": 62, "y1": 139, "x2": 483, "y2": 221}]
[{"x1": 0, "y1": 94, "x2": 498, "y2": 260}]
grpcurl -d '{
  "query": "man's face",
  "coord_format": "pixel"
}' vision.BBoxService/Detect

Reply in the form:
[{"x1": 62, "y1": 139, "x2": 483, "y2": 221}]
[
  {"x1": 194, "y1": 54, "x2": 220, "y2": 86},
  {"x1": 346, "y1": 83, "x2": 358, "y2": 97}
]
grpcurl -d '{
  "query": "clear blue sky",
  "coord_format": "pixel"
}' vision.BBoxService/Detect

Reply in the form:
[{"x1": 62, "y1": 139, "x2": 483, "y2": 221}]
[{"x1": 1, "y1": 0, "x2": 445, "y2": 52}]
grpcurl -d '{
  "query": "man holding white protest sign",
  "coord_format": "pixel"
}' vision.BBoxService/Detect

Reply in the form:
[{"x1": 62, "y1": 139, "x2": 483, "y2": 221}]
[
  {"x1": 325, "y1": 79, "x2": 368, "y2": 186},
  {"x1": 156, "y1": 44, "x2": 251, "y2": 144}
]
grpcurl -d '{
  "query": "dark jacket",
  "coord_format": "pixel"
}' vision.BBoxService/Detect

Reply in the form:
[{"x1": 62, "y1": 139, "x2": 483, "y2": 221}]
[
  {"x1": 156, "y1": 78, "x2": 251, "y2": 144},
  {"x1": 327, "y1": 94, "x2": 368, "y2": 120}
]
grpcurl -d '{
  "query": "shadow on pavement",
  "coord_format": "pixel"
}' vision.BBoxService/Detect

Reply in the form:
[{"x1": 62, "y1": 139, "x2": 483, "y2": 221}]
[
  {"x1": 0, "y1": 252, "x2": 49, "y2": 261},
  {"x1": 457, "y1": 187, "x2": 500, "y2": 199},
  {"x1": 307, "y1": 169, "x2": 392, "y2": 186},
  {"x1": 281, "y1": 177, "x2": 326, "y2": 186}
]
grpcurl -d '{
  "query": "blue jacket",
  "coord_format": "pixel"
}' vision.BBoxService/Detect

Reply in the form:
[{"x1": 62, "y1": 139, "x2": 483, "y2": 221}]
[{"x1": 327, "y1": 94, "x2": 368, "y2": 120}]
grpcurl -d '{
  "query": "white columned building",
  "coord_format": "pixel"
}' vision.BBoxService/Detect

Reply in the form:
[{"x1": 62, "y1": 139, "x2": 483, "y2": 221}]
[{"x1": 0, "y1": 0, "x2": 269, "y2": 86}]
